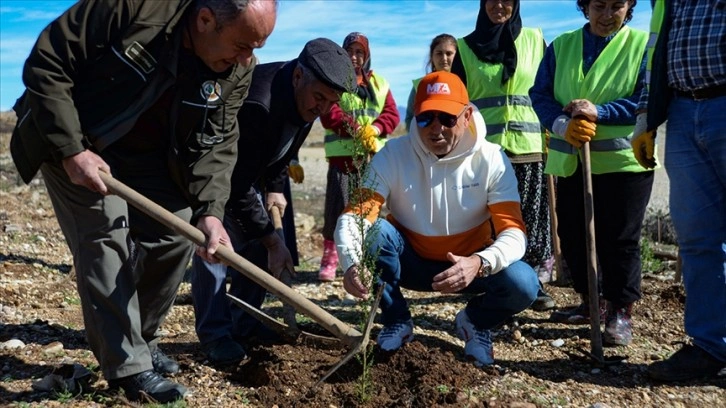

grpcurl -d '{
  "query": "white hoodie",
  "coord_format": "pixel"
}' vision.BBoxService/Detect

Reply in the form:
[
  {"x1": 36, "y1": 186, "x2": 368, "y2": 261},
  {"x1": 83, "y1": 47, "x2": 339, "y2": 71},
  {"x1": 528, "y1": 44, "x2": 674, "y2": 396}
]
[{"x1": 335, "y1": 107, "x2": 526, "y2": 274}]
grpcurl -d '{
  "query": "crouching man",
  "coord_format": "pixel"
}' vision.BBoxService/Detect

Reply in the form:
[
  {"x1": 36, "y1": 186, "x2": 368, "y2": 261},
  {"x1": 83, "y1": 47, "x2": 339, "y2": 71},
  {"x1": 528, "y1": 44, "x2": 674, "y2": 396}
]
[{"x1": 335, "y1": 71, "x2": 539, "y2": 366}]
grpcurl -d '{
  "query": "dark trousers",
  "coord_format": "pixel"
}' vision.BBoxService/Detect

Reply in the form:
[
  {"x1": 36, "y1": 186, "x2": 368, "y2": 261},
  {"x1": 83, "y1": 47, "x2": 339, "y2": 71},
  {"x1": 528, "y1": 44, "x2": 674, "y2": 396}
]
[
  {"x1": 41, "y1": 149, "x2": 193, "y2": 380},
  {"x1": 191, "y1": 215, "x2": 269, "y2": 345},
  {"x1": 556, "y1": 163, "x2": 654, "y2": 306}
]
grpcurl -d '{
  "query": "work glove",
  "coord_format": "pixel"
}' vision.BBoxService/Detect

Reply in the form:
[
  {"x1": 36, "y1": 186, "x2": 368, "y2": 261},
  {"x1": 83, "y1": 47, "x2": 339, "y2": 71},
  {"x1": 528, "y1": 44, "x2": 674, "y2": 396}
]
[
  {"x1": 631, "y1": 113, "x2": 657, "y2": 169},
  {"x1": 543, "y1": 129, "x2": 550, "y2": 155},
  {"x1": 357, "y1": 124, "x2": 380, "y2": 153},
  {"x1": 287, "y1": 160, "x2": 304, "y2": 183},
  {"x1": 552, "y1": 115, "x2": 596, "y2": 149},
  {"x1": 565, "y1": 117, "x2": 596, "y2": 148}
]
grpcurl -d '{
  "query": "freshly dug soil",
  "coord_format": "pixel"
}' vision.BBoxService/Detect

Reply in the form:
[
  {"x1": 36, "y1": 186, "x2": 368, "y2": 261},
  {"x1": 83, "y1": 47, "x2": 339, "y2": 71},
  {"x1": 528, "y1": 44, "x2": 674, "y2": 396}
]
[{"x1": 1, "y1": 119, "x2": 724, "y2": 407}]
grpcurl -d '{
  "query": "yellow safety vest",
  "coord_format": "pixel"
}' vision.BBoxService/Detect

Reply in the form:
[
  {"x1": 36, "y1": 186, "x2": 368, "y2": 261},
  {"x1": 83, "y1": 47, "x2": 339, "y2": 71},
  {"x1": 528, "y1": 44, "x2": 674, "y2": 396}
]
[
  {"x1": 457, "y1": 28, "x2": 545, "y2": 155},
  {"x1": 324, "y1": 72, "x2": 389, "y2": 157},
  {"x1": 547, "y1": 26, "x2": 650, "y2": 176},
  {"x1": 645, "y1": 0, "x2": 666, "y2": 92}
]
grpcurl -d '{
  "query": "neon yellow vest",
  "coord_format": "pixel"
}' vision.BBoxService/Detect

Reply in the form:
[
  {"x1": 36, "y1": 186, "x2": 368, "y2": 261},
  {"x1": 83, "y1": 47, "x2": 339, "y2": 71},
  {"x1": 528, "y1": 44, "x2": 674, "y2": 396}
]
[
  {"x1": 547, "y1": 26, "x2": 649, "y2": 176},
  {"x1": 644, "y1": 0, "x2": 666, "y2": 91},
  {"x1": 457, "y1": 28, "x2": 545, "y2": 155},
  {"x1": 324, "y1": 72, "x2": 389, "y2": 157}
]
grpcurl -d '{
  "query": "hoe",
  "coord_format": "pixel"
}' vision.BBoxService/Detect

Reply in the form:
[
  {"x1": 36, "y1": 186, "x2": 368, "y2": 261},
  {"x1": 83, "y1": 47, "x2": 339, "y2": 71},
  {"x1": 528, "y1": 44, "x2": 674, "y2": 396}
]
[{"x1": 98, "y1": 172, "x2": 383, "y2": 386}]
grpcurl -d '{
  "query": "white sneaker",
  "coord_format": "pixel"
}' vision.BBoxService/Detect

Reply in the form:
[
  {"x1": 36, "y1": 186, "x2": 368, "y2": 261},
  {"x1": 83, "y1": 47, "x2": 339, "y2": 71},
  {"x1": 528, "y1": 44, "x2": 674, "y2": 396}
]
[
  {"x1": 376, "y1": 319, "x2": 414, "y2": 351},
  {"x1": 455, "y1": 310, "x2": 494, "y2": 366}
]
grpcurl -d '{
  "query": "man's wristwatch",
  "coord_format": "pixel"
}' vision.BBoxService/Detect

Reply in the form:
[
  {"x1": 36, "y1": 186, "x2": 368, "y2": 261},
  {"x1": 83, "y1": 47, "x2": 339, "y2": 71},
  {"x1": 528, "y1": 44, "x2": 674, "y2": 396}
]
[{"x1": 476, "y1": 255, "x2": 492, "y2": 278}]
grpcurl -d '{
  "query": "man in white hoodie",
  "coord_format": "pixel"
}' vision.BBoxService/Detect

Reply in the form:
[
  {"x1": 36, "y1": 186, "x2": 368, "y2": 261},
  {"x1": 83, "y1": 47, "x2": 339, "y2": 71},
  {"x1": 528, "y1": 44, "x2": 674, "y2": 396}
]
[{"x1": 335, "y1": 71, "x2": 539, "y2": 367}]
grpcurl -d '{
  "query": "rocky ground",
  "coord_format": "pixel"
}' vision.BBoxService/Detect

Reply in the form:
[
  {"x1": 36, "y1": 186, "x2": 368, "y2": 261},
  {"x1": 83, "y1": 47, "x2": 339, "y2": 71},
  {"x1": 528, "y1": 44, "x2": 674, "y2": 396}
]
[{"x1": 1, "y1": 115, "x2": 724, "y2": 407}]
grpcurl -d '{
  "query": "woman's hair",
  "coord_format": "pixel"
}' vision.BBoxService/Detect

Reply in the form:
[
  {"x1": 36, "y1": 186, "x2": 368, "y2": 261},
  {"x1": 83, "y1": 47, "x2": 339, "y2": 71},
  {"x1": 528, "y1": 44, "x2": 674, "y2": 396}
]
[
  {"x1": 426, "y1": 33, "x2": 457, "y2": 73},
  {"x1": 576, "y1": 0, "x2": 636, "y2": 24}
]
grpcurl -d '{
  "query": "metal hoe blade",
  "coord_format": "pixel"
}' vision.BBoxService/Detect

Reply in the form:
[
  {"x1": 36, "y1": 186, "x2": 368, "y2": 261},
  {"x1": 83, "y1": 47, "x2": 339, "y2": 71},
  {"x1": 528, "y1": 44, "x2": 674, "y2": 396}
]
[
  {"x1": 226, "y1": 293, "x2": 339, "y2": 345},
  {"x1": 313, "y1": 283, "x2": 386, "y2": 388},
  {"x1": 98, "y1": 172, "x2": 362, "y2": 347},
  {"x1": 226, "y1": 293, "x2": 298, "y2": 341}
]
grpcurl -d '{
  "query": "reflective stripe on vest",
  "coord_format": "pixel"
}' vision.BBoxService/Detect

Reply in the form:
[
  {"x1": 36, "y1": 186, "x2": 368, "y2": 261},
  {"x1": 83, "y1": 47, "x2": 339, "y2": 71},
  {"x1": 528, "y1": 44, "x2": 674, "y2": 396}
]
[
  {"x1": 457, "y1": 28, "x2": 545, "y2": 155},
  {"x1": 547, "y1": 26, "x2": 649, "y2": 177},
  {"x1": 644, "y1": 0, "x2": 666, "y2": 89},
  {"x1": 324, "y1": 72, "x2": 389, "y2": 157},
  {"x1": 549, "y1": 132, "x2": 634, "y2": 155}
]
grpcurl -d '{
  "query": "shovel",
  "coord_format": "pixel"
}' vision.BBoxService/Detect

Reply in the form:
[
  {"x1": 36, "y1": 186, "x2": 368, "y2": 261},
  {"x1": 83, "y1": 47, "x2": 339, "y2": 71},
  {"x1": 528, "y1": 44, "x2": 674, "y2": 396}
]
[{"x1": 98, "y1": 171, "x2": 362, "y2": 348}]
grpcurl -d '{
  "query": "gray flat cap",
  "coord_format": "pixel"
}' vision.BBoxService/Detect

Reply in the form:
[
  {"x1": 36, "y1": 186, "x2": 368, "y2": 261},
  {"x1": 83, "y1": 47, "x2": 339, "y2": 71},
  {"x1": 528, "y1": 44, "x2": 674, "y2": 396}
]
[{"x1": 298, "y1": 38, "x2": 355, "y2": 93}]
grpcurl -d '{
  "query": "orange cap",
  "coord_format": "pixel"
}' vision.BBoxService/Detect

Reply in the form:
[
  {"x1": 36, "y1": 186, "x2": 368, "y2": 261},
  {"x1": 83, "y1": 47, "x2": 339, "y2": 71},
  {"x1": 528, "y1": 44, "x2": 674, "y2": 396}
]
[{"x1": 414, "y1": 71, "x2": 469, "y2": 116}]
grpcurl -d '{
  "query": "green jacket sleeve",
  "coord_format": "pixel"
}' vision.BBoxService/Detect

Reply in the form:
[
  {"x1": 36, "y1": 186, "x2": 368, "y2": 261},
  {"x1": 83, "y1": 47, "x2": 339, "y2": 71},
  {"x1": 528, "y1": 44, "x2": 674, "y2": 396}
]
[{"x1": 21, "y1": 0, "x2": 138, "y2": 161}]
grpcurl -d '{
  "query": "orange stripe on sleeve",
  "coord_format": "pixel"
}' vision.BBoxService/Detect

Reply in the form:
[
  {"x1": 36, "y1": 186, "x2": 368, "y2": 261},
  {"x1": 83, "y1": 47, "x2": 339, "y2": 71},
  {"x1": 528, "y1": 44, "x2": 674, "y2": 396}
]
[
  {"x1": 343, "y1": 189, "x2": 384, "y2": 225},
  {"x1": 388, "y1": 217, "x2": 494, "y2": 261},
  {"x1": 488, "y1": 201, "x2": 526, "y2": 235}
]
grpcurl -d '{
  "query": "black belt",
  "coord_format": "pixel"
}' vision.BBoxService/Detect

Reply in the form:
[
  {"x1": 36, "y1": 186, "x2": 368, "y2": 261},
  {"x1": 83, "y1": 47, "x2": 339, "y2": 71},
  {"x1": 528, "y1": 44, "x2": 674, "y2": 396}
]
[{"x1": 673, "y1": 84, "x2": 726, "y2": 101}]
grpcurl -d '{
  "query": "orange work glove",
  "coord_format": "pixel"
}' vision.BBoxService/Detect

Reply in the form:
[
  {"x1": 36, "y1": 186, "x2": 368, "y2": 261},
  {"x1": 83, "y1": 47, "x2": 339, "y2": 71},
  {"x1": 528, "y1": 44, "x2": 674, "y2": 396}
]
[
  {"x1": 631, "y1": 113, "x2": 657, "y2": 169},
  {"x1": 358, "y1": 124, "x2": 380, "y2": 153},
  {"x1": 544, "y1": 129, "x2": 550, "y2": 155},
  {"x1": 564, "y1": 117, "x2": 597, "y2": 148},
  {"x1": 287, "y1": 160, "x2": 304, "y2": 183}
]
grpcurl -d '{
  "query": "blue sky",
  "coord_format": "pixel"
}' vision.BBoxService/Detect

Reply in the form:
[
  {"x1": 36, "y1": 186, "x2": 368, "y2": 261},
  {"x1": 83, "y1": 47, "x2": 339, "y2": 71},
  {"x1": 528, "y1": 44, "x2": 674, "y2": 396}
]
[{"x1": 0, "y1": 0, "x2": 652, "y2": 112}]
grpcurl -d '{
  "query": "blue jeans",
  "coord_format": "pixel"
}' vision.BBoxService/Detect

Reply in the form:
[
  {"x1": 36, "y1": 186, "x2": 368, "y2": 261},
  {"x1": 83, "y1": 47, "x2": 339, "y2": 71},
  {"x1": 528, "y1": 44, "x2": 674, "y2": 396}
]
[
  {"x1": 665, "y1": 95, "x2": 726, "y2": 363},
  {"x1": 369, "y1": 219, "x2": 539, "y2": 329},
  {"x1": 191, "y1": 216, "x2": 268, "y2": 345}
]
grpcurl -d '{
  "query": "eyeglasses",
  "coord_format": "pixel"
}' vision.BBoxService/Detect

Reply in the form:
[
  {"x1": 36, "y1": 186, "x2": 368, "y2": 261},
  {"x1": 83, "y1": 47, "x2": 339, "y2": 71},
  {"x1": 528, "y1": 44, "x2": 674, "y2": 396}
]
[{"x1": 415, "y1": 109, "x2": 464, "y2": 128}]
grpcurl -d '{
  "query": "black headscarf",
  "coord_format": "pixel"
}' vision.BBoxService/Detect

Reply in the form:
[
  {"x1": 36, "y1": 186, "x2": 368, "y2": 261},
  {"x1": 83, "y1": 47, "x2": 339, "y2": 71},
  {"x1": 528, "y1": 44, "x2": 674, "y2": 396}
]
[{"x1": 463, "y1": 0, "x2": 522, "y2": 84}]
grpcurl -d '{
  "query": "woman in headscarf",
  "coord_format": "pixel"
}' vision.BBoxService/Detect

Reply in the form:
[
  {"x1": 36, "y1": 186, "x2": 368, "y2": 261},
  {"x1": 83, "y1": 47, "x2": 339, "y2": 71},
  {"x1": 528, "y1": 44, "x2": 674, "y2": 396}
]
[
  {"x1": 451, "y1": 0, "x2": 555, "y2": 311},
  {"x1": 530, "y1": 0, "x2": 652, "y2": 346},
  {"x1": 404, "y1": 33, "x2": 458, "y2": 130},
  {"x1": 318, "y1": 32, "x2": 400, "y2": 281}
]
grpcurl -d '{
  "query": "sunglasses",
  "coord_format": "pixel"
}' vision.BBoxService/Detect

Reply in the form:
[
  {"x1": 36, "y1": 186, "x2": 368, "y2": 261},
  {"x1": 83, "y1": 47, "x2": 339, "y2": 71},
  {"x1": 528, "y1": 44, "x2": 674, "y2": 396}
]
[{"x1": 415, "y1": 109, "x2": 464, "y2": 128}]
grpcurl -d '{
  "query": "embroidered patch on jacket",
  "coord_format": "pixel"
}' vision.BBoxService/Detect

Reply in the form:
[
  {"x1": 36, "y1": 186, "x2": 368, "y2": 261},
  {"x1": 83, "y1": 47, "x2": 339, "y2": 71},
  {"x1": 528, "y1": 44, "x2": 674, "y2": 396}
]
[
  {"x1": 124, "y1": 42, "x2": 156, "y2": 74},
  {"x1": 200, "y1": 80, "x2": 222, "y2": 103}
]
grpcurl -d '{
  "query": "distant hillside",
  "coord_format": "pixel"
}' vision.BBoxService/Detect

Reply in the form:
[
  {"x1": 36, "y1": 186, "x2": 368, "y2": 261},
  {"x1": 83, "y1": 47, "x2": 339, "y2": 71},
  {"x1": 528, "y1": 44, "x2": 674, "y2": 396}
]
[
  {"x1": 0, "y1": 110, "x2": 406, "y2": 151},
  {"x1": 1, "y1": 110, "x2": 16, "y2": 135},
  {"x1": 304, "y1": 114, "x2": 408, "y2": 148},
  {"x1": 397, "y1": 105, "x2": 407, "y2": 125}
]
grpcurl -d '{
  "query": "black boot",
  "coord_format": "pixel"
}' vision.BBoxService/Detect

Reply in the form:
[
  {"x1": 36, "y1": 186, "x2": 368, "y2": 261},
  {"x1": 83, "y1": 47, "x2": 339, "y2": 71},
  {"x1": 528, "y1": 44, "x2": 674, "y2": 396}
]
[
  {"x1": 549, "y1": 294, "x2": 606, "y2": 324},
  {"x1": 648, "y1": 343, "x2": 725, "y2": 381},
  {"x1": 108, "y1": 370, "x2": 187, "y2": 403},
  {"x1": 151, "y1": 348, "x2": 180, "y2": 374}
]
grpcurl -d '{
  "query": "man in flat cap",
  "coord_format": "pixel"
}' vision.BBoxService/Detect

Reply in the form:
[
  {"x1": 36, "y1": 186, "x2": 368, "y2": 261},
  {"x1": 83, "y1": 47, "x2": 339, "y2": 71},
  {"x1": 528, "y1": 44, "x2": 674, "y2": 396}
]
[{"x1": 191, "y1": 38, "x2": 355, "y2": 365}]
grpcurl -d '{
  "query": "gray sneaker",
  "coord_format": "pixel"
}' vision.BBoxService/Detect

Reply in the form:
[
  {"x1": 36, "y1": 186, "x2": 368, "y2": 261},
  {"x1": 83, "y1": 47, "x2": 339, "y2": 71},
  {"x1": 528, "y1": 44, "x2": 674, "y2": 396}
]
[
  {"x1": 376, "y1": 319, "x2": 414, "y2": 351},
  {"x1": 530, "y1": 287, "x2": 556, "y2": 311},
  {"x1": 455, "y1": 310, "x2": 494, "y2": 367}
]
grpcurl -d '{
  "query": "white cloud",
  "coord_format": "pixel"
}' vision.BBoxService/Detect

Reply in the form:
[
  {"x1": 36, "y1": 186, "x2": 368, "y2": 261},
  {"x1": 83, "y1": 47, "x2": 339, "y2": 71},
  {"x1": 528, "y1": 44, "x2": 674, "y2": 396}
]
[
  {"x1": 0, "y1": 3, "x2": 70, "y2": 22},
  {"x1": 0, "y1": 37, "x2": 36, "y2": 64}
]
